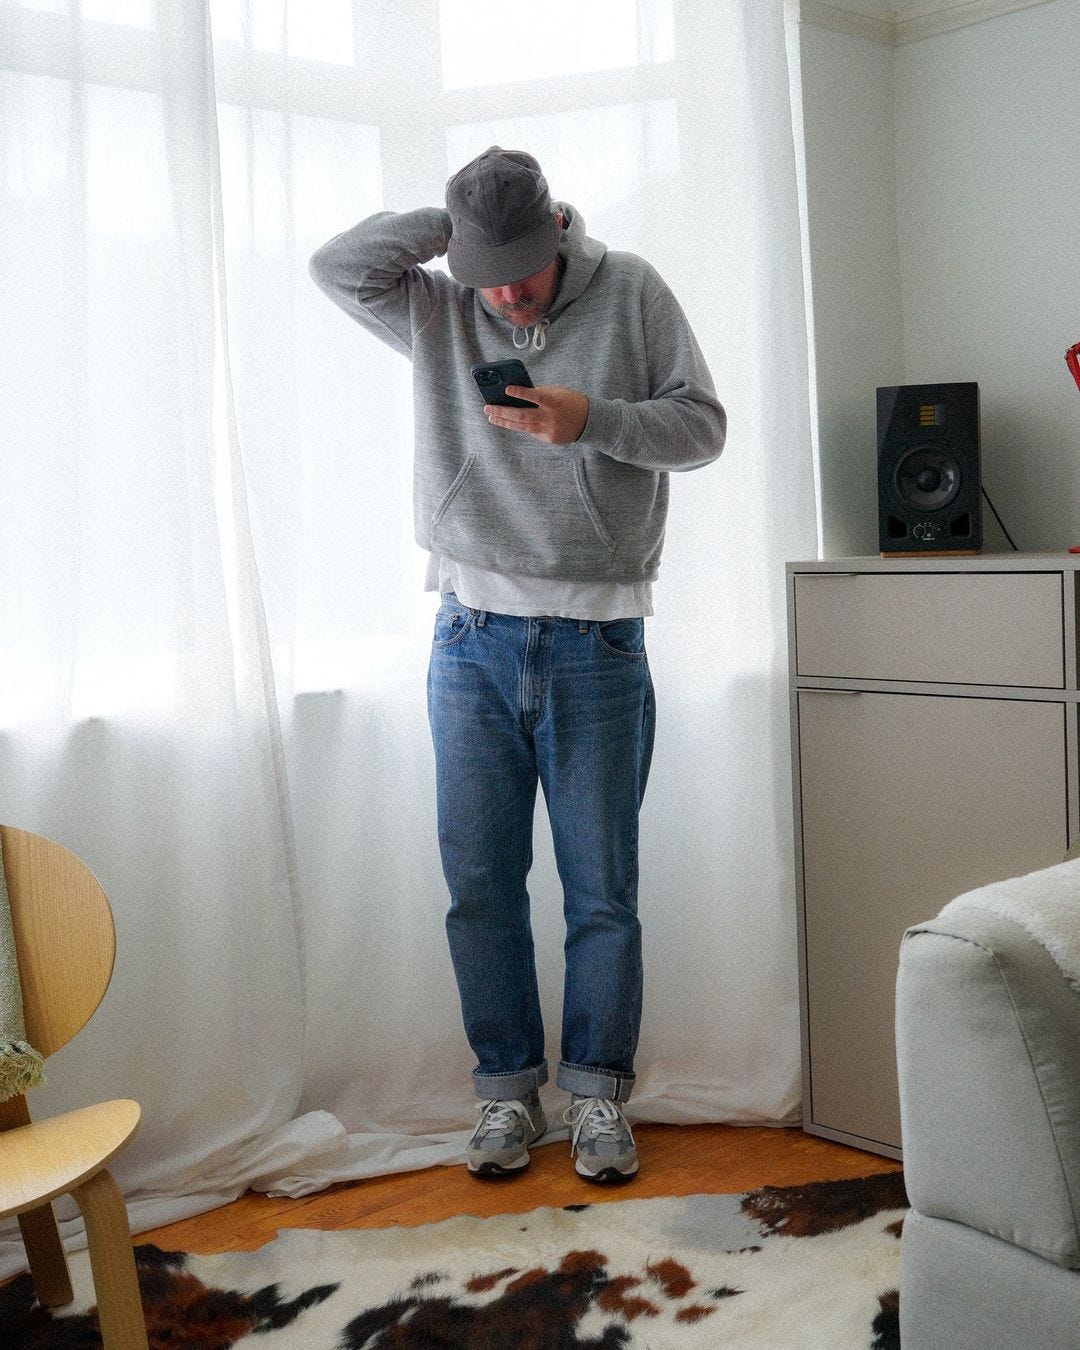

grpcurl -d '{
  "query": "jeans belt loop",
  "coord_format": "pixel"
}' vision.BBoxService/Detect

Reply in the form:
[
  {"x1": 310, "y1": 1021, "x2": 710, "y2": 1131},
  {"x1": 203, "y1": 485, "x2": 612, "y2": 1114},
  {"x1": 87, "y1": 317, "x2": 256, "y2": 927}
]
[
  {"x1": 578, "y1": 619, "x2": 589, "y2": 634},
  {"x1": 476, "y1": 609, "x2": 487, "y2": 628}
]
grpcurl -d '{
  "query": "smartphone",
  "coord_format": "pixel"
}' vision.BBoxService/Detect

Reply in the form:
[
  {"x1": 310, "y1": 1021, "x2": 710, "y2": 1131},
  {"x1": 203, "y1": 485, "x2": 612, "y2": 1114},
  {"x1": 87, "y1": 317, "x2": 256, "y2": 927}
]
[{"x1": 471, "y1": 359, "x2": 538, "y2": 409}]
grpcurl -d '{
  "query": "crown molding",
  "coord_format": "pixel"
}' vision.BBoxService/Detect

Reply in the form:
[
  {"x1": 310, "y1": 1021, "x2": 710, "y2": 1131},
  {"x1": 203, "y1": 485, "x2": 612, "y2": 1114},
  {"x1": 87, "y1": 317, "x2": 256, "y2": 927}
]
[
  {"x1": 895, "y1": 0, "x2": 1054, "y2": 44},
  {"x1": 789, "y1": 0, "x2": 1055, "y2": 46},
  {"x1": 789, "y1": 1, "x2": 895, "y2": 44}
]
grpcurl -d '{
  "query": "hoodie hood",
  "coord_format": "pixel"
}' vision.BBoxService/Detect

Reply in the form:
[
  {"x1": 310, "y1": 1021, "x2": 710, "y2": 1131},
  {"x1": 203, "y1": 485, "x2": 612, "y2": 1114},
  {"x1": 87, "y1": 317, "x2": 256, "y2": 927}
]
[
  {"x1": 477, "y1": 202, "x2": 607, "y2": 349},
  {"x1": 549, "y1": 203, "x2": 607, "y2": 317}
]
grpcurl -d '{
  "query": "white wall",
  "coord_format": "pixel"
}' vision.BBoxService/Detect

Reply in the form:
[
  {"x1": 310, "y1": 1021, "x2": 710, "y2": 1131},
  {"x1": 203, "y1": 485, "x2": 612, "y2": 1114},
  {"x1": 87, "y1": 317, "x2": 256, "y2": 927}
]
[
  {"x1": 793, "y1": 0, "x2": 1080, "y2": 556},
  {"x1": 895, "y1": 2, "x2": 1080, "y2": 552},
  {"x1": 793, "y1": 22, "x2": 904, "y2": 557}
]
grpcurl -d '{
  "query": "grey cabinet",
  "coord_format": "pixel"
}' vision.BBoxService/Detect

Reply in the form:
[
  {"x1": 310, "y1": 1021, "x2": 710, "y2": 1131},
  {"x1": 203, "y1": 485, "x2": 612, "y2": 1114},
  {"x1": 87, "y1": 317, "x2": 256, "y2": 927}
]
[{"x1": 788, "y1": 558, "x2": 1079, "y2": 1157}]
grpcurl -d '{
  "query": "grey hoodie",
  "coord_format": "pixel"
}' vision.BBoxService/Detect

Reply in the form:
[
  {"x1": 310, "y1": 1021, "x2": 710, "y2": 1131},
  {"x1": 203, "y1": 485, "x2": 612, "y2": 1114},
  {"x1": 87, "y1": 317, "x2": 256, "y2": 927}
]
[{"x1": 309, "y1": 204, "x2": 726, "y2": 583}]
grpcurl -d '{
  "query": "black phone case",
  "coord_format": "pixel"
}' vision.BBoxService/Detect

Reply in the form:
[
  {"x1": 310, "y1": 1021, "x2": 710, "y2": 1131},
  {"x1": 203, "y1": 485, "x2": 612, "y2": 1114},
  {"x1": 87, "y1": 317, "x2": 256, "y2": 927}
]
[{"x1": 471, "y1": 360, "x2": 537, "y2": 408}]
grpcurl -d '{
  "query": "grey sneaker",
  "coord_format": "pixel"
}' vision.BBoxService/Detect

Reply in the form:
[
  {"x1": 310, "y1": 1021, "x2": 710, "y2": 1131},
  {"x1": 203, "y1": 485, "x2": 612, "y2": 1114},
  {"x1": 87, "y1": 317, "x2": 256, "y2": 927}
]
[
  {"x1": 563, "y1": 1096, "x2": 639, "y2": 1183},
  {"x1": 466, "y1": 1090, "x2": 546, "y2": 1176}
]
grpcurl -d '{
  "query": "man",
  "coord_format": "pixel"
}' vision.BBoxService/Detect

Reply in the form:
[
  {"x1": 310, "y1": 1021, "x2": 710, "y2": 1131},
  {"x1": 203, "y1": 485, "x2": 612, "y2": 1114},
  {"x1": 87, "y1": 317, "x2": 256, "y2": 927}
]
[{"x1": 309, "y1": 147, "x2": 725, "y2": 1183}]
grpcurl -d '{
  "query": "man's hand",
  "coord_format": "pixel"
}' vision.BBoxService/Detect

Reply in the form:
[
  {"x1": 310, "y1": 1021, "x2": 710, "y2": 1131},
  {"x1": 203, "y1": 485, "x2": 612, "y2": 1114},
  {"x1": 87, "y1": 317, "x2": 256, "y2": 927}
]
[{"x1": 484, "y1": 385, "x2": 589, "y2": 445}]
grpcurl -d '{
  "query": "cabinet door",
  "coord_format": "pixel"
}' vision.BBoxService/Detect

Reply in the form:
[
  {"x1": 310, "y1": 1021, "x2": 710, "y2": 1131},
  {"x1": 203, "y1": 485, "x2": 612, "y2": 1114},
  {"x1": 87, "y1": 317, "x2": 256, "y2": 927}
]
[{"x1": 797, "y1": 690, "x2": 1068, "y2": 1152}]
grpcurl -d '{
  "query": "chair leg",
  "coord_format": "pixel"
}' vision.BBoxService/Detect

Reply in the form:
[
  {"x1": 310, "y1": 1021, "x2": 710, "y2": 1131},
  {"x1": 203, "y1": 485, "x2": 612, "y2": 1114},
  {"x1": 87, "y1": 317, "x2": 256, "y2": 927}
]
[
  {"x1": 18, "y1": 1201, "x2": 74, "y2": 1307},
  {"x1": 71, "y1": 1169, "x2": 149, "y2": 1350}
]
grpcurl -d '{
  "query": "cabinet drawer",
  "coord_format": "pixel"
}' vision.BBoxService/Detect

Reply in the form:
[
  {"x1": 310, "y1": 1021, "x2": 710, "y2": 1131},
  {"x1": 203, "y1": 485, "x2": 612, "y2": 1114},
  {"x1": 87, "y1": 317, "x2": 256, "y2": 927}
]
[{"x1": 794, "y1": 572, "x2": 1063, "y2": 686}]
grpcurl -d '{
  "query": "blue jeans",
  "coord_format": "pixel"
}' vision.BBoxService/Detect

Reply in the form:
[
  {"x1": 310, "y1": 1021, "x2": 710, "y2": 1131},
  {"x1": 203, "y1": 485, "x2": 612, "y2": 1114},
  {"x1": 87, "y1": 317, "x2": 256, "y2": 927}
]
[{"x1": 427, "y1": 594, "x2": 655, "y2": 1105}]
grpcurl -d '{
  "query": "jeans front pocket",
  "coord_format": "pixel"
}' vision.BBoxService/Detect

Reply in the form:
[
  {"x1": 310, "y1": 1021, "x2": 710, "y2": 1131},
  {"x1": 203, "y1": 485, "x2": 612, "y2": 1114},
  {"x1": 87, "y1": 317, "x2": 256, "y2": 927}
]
[
  {"x1": 433, "y1": 600, "x2": 476, "y2": 648},
  {"x1": 591, "y1": 617, "x2": 647, "y2": 660}
]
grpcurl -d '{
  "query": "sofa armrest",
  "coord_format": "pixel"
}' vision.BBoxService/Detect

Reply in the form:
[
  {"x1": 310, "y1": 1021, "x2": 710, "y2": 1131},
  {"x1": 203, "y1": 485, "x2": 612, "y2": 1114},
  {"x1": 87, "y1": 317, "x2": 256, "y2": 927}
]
[{"x1": 896, "y1": 903, "x2": 1080, "y2": 1268}]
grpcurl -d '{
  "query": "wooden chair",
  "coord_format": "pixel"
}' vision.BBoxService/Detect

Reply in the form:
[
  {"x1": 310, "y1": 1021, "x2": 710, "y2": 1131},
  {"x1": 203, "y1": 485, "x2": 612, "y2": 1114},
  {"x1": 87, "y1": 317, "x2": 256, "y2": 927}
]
[{"x1": 0, "y1": 825, "x2": 148, "y2": 1349}]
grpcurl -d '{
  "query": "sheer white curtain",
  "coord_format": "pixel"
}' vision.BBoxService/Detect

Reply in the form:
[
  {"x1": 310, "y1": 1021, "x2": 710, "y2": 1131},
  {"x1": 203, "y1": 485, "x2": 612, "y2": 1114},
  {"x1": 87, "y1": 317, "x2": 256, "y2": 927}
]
[{"x1": 0, "y1": 0, "x2": 816, "y2": 1269}]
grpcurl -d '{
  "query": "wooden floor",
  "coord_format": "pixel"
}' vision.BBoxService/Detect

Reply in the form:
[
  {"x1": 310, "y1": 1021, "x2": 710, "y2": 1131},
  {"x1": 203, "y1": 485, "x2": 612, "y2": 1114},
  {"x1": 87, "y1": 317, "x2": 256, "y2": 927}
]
[{"x1": 137, "y1": 1124, "x2": 902, "y2": 1256}]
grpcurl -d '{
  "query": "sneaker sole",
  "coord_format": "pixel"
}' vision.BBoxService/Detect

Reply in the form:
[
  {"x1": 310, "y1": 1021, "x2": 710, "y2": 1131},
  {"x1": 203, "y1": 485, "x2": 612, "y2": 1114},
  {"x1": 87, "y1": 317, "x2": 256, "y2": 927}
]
[
  {"x1": 576, "y1": 1160, "x2": 639, "y2": 1184},
  {"x1": 467, "y1": 1133, "x2": 543, "y2": 1178},
  {"x1": 467, "y1": 1157, "x2": 531, "y2": 1178},
  {"x1": 466, "y1": 1118, "x2": 546, "y2": 1179}
]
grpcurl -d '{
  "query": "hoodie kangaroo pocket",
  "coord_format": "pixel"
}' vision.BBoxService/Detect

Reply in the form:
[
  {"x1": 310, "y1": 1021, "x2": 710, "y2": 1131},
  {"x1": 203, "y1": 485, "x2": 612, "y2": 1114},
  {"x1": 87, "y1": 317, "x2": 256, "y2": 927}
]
[
  {"x1": 431, "y1": 453, "x2": 478, "y2": 528},
  {"x1": 573, "y1": 458, "x2": 616, "y2": 556},
  {"x1": 427, "y1": 449, "x2": 621, "y2": 577}
]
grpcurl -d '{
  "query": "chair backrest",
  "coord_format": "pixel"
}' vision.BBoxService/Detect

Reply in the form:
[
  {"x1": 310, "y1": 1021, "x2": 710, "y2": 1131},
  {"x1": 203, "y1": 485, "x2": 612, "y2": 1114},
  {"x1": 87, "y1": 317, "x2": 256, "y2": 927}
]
[{"x1": 1, "y1": 826, "x2": 116, "y2": 1059}]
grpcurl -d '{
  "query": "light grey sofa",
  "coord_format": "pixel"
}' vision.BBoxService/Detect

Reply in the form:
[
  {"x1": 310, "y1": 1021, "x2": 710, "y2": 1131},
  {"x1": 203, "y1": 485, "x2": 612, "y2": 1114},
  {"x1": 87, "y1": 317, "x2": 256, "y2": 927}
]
[{"x1": 895, "y1": 860, "x2": 1080, "y2": 1350}]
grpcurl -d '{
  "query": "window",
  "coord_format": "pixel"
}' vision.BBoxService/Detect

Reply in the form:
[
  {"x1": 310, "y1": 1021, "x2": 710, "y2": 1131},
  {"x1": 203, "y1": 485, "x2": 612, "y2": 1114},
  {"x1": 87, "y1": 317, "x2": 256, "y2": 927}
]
[{"x1": 0, "y1": 0, "x2": 683, "y2": 714}]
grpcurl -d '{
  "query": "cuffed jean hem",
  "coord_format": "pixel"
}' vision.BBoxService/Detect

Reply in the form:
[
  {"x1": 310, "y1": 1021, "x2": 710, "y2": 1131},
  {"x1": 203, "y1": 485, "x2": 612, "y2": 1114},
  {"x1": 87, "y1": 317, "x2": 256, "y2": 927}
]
[
  {"x1": 557, "y1": 1061, "x2": 635, "y2": 1104},
  {"x1": 473, "y1": 1061, "x2": 549, "y2": 1101}
]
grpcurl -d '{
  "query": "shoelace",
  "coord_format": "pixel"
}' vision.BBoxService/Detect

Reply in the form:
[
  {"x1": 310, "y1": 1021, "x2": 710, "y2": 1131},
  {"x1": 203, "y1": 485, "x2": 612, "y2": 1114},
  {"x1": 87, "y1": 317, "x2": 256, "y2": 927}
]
[
  {"x1": 562, "y1": 1097, "x2": 634, "y2": 1153},
  {"x1": 474, "y1": 1098, "x2": 529, "y2": 1136}
]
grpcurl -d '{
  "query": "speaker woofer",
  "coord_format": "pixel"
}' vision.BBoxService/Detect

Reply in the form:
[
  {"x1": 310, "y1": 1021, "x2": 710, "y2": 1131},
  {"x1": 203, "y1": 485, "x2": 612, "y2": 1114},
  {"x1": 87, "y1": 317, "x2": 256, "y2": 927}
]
[{"x1": 893, "y1": 446, "x2": 962, "y2": 512}]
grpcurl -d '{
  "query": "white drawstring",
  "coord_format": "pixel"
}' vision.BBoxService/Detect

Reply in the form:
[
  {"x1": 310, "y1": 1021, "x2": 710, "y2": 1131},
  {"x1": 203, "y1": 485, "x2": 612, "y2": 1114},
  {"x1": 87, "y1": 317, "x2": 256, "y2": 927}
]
[{"x1": 512, "y1": 319, "x2": 549, "y2": 351}]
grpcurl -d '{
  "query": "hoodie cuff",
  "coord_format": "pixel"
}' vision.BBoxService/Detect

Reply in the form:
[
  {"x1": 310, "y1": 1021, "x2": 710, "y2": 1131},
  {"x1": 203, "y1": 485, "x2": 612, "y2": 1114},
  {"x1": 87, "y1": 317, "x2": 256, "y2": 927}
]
[{"x1": 576, "y1": 395, "x2": 626, "y2": 456}]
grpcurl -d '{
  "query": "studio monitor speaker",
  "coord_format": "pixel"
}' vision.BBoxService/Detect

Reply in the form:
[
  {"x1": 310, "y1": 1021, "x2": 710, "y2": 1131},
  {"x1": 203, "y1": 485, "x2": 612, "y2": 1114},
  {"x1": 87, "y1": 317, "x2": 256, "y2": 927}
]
[{"x1": 877, "y1": 382, "x2": 981, "y2": 556}]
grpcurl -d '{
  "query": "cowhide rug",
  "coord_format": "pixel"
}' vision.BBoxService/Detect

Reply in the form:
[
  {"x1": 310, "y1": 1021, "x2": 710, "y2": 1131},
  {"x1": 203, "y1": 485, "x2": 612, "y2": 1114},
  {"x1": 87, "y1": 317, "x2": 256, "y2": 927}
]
[{"x1": 2, "y1": 1171, "x2": 906, "y2": 1349}]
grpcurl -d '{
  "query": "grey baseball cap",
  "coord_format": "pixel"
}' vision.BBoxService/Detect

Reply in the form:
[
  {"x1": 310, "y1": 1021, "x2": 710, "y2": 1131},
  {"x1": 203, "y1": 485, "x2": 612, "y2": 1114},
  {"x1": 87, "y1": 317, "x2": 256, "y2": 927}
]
[{"x1": 445, "y1": 146, "x2": 561, "y2": 288}]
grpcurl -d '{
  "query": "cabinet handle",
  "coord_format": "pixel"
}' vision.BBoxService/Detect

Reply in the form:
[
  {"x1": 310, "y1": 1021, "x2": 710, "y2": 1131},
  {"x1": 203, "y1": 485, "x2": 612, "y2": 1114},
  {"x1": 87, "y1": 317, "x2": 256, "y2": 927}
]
[
  {"x1": 801, "y1": 688, "x2": 864, "y2": 695},
  {"x1": 796, "y1": 572, "x2": 859, "y2": 578}
]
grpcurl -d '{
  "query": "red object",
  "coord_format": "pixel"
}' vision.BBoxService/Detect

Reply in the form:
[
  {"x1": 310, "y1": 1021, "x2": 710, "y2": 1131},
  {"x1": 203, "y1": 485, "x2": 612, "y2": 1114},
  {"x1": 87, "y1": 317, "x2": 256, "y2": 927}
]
[
  {"x1": 1068, "y1": 342, "x2": 1080, "y2": 392},
  {"x1": 1068, "y1": 346, "x2": 1080, "y2": 552}
]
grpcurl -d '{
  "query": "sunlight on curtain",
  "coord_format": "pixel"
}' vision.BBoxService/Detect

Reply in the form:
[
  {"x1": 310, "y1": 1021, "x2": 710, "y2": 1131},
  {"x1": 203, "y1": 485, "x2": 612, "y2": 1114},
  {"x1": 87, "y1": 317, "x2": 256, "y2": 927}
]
[
  {"x1": 439, "y1": 0, "x2": 675, "y2": 87},
  {"x1": 0, "y1": 0, "x2": 331, "y2": 1273},
  {"x1": 10, "y1": 0, "x2": 154, "y2": 23},
  {"x1": 212, "y1": 0, "x2": 356, "y2": 63},
  {"x1": 0, "y1": 0, "x2": 817, "y2": 1262}
]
